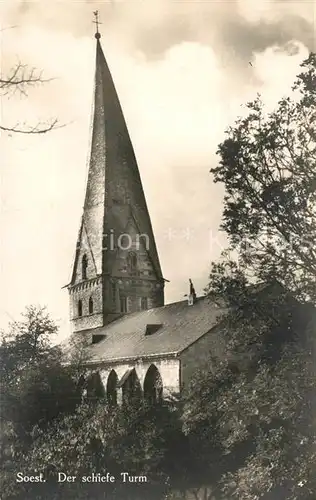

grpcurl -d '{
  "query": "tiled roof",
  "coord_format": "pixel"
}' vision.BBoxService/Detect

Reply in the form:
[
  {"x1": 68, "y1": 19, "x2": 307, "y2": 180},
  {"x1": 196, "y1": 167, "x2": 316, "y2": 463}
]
[{"x1": 86, "y1": 296, "x2": 227, "y2": 363}]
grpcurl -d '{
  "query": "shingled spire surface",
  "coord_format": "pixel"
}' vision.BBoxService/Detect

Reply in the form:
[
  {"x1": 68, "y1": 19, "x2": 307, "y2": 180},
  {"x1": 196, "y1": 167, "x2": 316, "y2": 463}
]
[{"x1": 68, "y1": 34, "x2": 164, "y2": 334}]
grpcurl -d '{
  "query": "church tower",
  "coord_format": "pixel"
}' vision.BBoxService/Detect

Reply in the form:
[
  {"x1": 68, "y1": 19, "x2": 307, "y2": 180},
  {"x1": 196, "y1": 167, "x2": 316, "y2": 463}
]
[{"x1": 68, "y1": 23, "x2": 165, "y2": 334}]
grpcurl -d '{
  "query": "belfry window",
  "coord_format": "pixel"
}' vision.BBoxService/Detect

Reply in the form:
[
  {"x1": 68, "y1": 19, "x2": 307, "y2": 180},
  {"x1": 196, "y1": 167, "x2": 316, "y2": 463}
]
[
  {"x1": 89, "y1": 296, "x2": 93, "y2": 314},
  {"x1": 78, "y1": 300, "x2": 83, "y2": 317},
  {"x1": 82, "y1": 254, "x2": 88, "y2": 280},
  {"x1": 119, "y1": 234, "x2": 131, "y2": 250},
  {"x1": 120, "y1": 296, "x2": 127, "y2": 313},
  {"x1": 141, "y1": 297, "x2": 148, "y2": 311},
  {"x1": 128, "y1": 252, "x2": 137, "y2": 272},
  {"x1": 111, "y1": 282, "x2": 116, "y2": 301}
]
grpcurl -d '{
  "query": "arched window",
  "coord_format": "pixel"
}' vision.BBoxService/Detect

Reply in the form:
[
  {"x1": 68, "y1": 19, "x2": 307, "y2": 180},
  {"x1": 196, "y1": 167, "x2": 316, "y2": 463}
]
[
  {"x1": 122, "y1": 369, "x2": 142, "y2": 406},
  {"x1": 111, "y1": 282, "x2": 116, "y2": 300},
  {"x1": 144, "y1": 365, "x2": 163, "y2": 404},
  {"x1": 120, "y1": 295, "x2": 127, "y2": 313},
  {"x1": 78, "y1": 300, "x2": 83, "y2": 317},
  {"x1": 106, "y1": 370, "x2": 118, "y2": 406},
  {"x1": 77, "y1": 374, "x2": 85, "y2": 389},
  {"x1": 77, "y1": 374, "x2": 85, "y2": 391},
  {"x1": 77, "y1": 374, "x2": 87, "y2": 400},
  {"x1": 82, "y1": 254, "x2": 88, "y2": 280},
  {"x1": 86, "y1": 372, "x2": 105, "y2": 401},
  {"x1": 141, "y1": 297, "x2": 148, "y2": 311},
  {"x1": 119, "y1": 234, "x2": 132, "y2": 250},
  {"x1": 128, "y1": 252, "x2": 137, "y2": 272},
  {"x1": 89, "y1": 296, "x2": 93, "y2": 314}
]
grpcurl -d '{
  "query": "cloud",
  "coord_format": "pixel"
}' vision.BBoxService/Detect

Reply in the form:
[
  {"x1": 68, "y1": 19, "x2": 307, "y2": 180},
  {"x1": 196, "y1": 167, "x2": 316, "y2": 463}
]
[{"x1": 114, "y1": 0, "x2": 315, "y2": 65}]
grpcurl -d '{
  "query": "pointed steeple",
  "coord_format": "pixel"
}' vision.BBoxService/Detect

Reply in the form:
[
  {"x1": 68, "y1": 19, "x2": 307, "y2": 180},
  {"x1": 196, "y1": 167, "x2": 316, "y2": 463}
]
[{"x1": 68, "y1": 29, "x2": 164, "y2": 334}]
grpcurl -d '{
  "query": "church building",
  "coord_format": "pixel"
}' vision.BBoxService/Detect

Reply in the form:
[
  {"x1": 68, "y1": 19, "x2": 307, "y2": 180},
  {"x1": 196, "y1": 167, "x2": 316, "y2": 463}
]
[{"x1": 65, "y1": 23, "x2": 236, "y2": 404}]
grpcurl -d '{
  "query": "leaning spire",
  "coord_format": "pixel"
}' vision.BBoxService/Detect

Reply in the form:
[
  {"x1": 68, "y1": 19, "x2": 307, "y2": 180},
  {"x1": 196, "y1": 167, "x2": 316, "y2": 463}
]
[{"x1": 68, "y1": 17, "x2": 165, "y2": 334}]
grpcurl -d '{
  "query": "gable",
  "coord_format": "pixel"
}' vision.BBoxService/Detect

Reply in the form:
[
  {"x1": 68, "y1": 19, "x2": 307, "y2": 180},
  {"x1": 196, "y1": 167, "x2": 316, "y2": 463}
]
[
  {"x1": 180, "y1": 324, "x2": 227, "y2": 387},
  {"x1": 109, "y1": 215, "x2": 157, "y2": 278}
]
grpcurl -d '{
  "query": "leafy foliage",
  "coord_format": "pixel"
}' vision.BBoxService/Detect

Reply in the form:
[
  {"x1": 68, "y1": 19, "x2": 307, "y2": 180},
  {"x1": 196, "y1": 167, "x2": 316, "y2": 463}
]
[
  {"x1": 182, "y1": 289, "x2": 316, "y2": 499},
  {"x1": 3, "y1": 401, "x2": 187, "y2": 500},
  {"x1": 0, "y1": 306, "x2": 188, "y2": 500},
  {"x1": 211, "y1": 53, "x2": 316, "y2": 301},
  {"x1": 0, "y1": 305, "x2": 59, "y2": 382},
  {"x1": 195, "y1": 51, "x2": 316, "y2": 498},
  {"x1": 0, "y1": 307, "x2": 82, "y2": 478}
]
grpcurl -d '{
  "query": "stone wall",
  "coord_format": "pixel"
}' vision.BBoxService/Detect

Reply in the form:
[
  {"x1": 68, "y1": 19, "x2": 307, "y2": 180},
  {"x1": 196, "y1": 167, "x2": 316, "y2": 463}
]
[
  {"x1": 179, "y1": 325, "x2": 226, "y2": 389},
  {"x1": 69, "y1": 277, "x2": 103, "y2": 333}
]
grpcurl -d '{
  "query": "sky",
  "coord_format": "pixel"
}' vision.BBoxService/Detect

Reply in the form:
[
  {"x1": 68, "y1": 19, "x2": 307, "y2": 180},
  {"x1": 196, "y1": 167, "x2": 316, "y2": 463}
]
[{"x1": 0, "y1": 0, "x2": 315, "y2": 340}]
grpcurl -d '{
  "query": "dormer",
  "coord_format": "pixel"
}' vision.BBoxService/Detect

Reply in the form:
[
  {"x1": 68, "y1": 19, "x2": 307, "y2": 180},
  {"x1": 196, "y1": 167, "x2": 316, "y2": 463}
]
[{"x1": 145, "y1": 324, "x2": 163, "y2": 336}]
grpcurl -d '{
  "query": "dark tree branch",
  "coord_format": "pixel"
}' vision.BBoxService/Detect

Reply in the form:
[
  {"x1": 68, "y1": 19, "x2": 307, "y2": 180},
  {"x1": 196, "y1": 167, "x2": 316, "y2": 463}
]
[
  {"x1": 0, "y1": 59, "x2": 61, "y2": 134},
  {"x1": 0, "y1": 62, "x2": 54, "y2": 97},
  {"x1": 0, "y1": 119, "x2": 67, "y2": 135}
]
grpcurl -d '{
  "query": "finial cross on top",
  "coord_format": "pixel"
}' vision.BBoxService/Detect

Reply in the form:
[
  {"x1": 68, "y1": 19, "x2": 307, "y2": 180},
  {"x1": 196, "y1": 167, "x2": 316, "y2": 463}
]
[{"x1": 93, "y1": 10, "x2": 102, "y2": 38}]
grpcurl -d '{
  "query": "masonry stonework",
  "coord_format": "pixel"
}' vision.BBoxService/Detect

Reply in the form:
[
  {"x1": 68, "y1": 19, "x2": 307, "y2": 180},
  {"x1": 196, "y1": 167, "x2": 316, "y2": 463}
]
[{"x1": 180, "y1": 326, "x2": 226, "y2": 390}]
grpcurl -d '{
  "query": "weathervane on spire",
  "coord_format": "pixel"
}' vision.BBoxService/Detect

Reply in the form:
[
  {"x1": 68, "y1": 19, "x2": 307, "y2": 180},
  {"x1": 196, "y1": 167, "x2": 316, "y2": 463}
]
[{"x1": 93, "y1": 10, "x2": 102, "y2": 39}]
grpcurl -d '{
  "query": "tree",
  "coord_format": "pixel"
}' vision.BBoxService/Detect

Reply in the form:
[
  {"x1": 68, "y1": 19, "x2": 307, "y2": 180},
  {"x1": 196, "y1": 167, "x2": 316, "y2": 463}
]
[
  {"x1": 0, "y1": 307, "x2": 92, "y2": 500},
  {"x1": 0, "y1": 305, "x2": 59, "y2": 380},
  {"x1": 0, "y1": 305, "x2": 187, "y2": 500},
  {"x1": 0, "y1": 306, "x2": 190, "y2": 500},
  {"x1": 0, "y1": 306, "x2": 82, "y2": 460},
  {"x1": 196, "y1": 53, "x2": 316, "y2": 496},
  {"x1": 182, "y1": 287, "x2": 316, "y2": 499},
  {"x1": 4, "y1": 401, "x2": 186, "y2": 500},
  {"x1": 210, "y1": 53, "x2": 316, "y2": 301}
]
